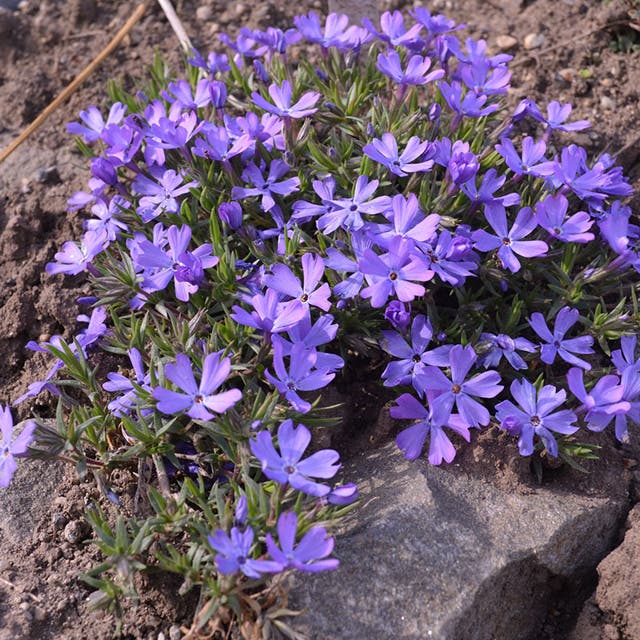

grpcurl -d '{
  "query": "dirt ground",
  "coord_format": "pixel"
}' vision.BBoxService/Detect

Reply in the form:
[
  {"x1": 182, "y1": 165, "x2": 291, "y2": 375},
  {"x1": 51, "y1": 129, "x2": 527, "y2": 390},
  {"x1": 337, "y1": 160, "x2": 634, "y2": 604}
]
[{"x1": 0, "y1": 0, "x2": 639, "y2": 638}]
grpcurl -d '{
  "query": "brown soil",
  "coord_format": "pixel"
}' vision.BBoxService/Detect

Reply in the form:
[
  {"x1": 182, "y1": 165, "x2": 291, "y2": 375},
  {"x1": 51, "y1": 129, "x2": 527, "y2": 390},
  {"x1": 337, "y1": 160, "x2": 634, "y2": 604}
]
[{"x1": 0, "y1": 0, "x2": 639, "y2": 638}]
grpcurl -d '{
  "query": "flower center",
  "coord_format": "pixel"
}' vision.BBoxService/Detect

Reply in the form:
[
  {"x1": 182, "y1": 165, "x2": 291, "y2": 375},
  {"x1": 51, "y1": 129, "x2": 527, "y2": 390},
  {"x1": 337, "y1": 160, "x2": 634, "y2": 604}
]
[
  {"x1": 349, "y1": 204, "x2": 358, "y2": 212},
  {"x1": 412, "y1": 354, "x2": 421, "y2": 363},
  {"x1": 284, "y1": 465, "x2": 296, "y2": 474},
  {"x1": 237, "y1": 555, "x2": 247, "y2": 565},
  {"x1": 194, "y1": 394, "x2": 204, "y2": 404},
  {"x1": 553, "y1": 227, "x2": 562, "y2": 235},
  {"x1": 530, "y1": 415, "x2": 541, "y2": 426},
  {"x1": 452, "y1": 384, "x2": 462, "y2": 394},
  {"x1": 286, "y1": 381, "x2": 296, "y2": 391},
  {"x1": 389, "y1": 271, "x2": 398, "y2": 281},
  {"x1": 300, "y1": 293, "x2": 309, "y2": 303},
  {"x1": 502, "y1": 237, "x2": 511, "y2": 246},
  {"x1": 2, "y1": 446, "x2": 9, "y2": 457}
]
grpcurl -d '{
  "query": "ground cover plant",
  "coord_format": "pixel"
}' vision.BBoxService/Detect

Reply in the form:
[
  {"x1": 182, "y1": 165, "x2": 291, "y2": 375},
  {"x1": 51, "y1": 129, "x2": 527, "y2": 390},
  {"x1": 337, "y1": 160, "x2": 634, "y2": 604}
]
[{"x1": 2, "y1": 5, "x2": 638, "y2": 637}]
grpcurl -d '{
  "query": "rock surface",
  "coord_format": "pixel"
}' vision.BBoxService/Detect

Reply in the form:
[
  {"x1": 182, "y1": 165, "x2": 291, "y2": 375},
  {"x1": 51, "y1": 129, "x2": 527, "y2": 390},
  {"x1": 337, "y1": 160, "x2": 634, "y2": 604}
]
[
  {"x1": 290, "y1": 442, "x2": 629, "y2": 640},
  {"x1": 0, "y1": 458, "x2": 65, "y2": 548},
  {"x1": 569, "y1": 503, "x2": 640, "y2": 640}
]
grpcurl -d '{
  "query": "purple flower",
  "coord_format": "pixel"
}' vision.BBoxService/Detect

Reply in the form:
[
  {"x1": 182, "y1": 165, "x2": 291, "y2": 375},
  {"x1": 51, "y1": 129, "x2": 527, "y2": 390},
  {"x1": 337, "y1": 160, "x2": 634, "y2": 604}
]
[
  {"x1": 133, "y1": 225, "x2": 219, "y2": 302},
  {"x1": 266, "y1": 511, "x2": 339, "y2": 573},
  {"x1": 472, "y1": 205, "x2": 548, "y2": 272},
  {"x1": 319, "y1": 175, "x2": 391, "y2": 234},
  {"x1": 284, "y1": 314, "x2": 343, "y2": 371},
  {"x1": 187, "y1": 49, "x2": 230, "y2": 75},
  {"x1": 459, "y1": 59, "x2": 511, "y2": 95},
  {"x1": 611, "y1": 335, "x2": 640, "y2": 372},
  {"x1": 163, "y1": 78, "x2": 212, "y2": 110},
  {"x1": 495, "y1": 378, "x2": 578, "y2": 457},
  {"x1": 359, "y1": 238, "x2": 434, "y2": 308},
  {"x1": 294, "y1": 11, "x2": 369, "y2": 50},
  {"x1": 495, "y1": 136, "x2": 555, "y2": 178},
  {"x1": 67, "y1": 102, "x2": 126, "y2": 142},
  {"x1": 362, "y1": 10, "x2": 424, "y2": 49},
  {"x1": 231, "y1": 289, "x2": 306, "y2": 336},
  {"x1": 391, "y1": 393, "x2": 470, "y2": 465},
  {"x1": 528, "y1": 307, "x2": 594, "y2": 370},
  {"x1": 478, "y1": 333, "x2": 537, "y2": 371},
  {"x1": 551, "y1": 145, "x2": 633, "y2": 204},
  {"x1": 534, "y1": 194, "x2": 594, "y2": 244},
  {"x1": 133, "y1": 169, "x2": 197, "y2": 223},
  {"x1": 208, "y1": 526, "x2": 283, "y2": 578},
  {"x1": 0, "y1": 405, "x2": 36, "y2": 488},
  {"x1": 422, "y1": 345, "x2": 503, "y2": 426},
  {"x1": 363, "y1": 133, "x2": 434, "y2": 177},
  {"x1": 381, "y1": 314, "x2": 452, "y2": 396},
  {"x1": 327, "y1": 483, "x2": 358, "y2": 505},
  {"x1": 85, "y1": 196, "x2": 130, "y2": 241},
  {"x1": 103, "y1": 348, "x2": 150, "y2": 416},
  {"x1": 263, "y1": 254, "x2": 331, "y2": 314},
  {"x1": 153, "y1": 351, "x2": 242, "y2": 421},
  {"x1": 46, "y1": 229, "x2": 109, "y2": 276},
  {"x1": 374, "y1": 193, "x2": 439, "y2": 252},
  {"x1": 265, "y1": 337, "x2": 335, "y2": 413},
  {"x1": 251, "y1": 80, "x2": 320, "y2": 119},
  {"x1": 193, "y1": 124, "x2": 253, "y2": 164},
  {"x1": 231, "y1": 160, "x2": 300, "y2": 212},
  {"x1": 460, "y1": 169, "x2": 520, "y2": 208},
  {"x1": 536, "y1": 101, "x2": 590, "y2": 133},
  {"x1": 615, "y1": 366, "x2": 640, "y2": 443},
  {"x1": 447, "y1": 141, "x2": 479, "y2": 185},
  {"x1": 384, "y1": 301, "x2": 411, "y2": 332},
  {"x1": 377, "y1": 50, "x2": 444, "y2": 86},
  {"x1": 420, "y1": 229, "x2": 478, "y2": 286},
  {"x1": 438, "y1": 81, "x2": 499, "y2": 123},
  {"x1": 410, "y1": 7, "x2": 463, "y2": 37},
  {"x1": 250, "y1": 420, "x2": 340, "y2": 496},
  {"x1": 566, "y1": 368, "x2": 629, "y2": 432}
]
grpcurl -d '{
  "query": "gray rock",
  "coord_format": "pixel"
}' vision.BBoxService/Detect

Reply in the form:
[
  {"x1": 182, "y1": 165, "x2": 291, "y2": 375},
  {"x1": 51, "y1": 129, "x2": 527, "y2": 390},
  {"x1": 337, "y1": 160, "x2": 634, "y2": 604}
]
[
  {"x1": 0, "y1": 458, "x2": 65, "y2": 547},
  {"x1": 289, "y1": 443, "x2": 628, "y2": 640}
]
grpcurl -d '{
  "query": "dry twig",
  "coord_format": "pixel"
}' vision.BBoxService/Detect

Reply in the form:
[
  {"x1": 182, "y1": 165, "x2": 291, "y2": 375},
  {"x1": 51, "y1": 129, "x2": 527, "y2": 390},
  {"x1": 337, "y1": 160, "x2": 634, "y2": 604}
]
[{"x1": 0, "y1": 2, "x2": 147, "y2": 166}]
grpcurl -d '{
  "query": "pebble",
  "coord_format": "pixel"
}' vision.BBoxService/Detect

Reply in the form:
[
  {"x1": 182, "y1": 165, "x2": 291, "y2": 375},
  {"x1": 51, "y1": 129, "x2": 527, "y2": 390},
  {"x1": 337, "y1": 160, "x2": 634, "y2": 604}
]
[
  {"x1": 556, "y1": 68, "x2": 575, "y2": 82},
  {"x1": 51, "y1": 512, "x2": 68, "y2": 531},
  {"x1": 496, "y1": 35, "x2": 518, "y2": 51},
  {"x1": 35, "y1": 166, "x2": 61, "y2": 184},
  {"x1": 63, "y1": 520, "x2": 88, "y2": 544},
  {"x1": 233, "y1": 2, "x2": 246, "y2": 17},
  {"x1": 195, "y1": 5, "x2": 212, "y2": 21},
  {"x1": 169, "y1": 625, "x2": 182, "y2": 640},
  {"x1": 600, "y1": 95, "x2": 615, "y2": 110},
  {"x1": 523, "y1": 32, "x2": 545, "y2": 50}
]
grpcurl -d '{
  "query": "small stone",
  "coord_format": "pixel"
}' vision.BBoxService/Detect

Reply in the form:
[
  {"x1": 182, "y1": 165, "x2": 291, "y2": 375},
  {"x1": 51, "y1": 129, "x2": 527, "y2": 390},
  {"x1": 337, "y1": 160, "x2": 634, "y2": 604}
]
[
  {"x1": 233, "y1": 2, "x2": 246, "y2": 17},
  {"x1": 496, "y1": 35, "x2": 518, "y2": 51},
  {"x1": 195, "y1": 5, "x2": 212, "y2": 21},
  {"x1": 169, "y1": 625, "x2": 182, "y2": 640},
  {"x1": 63, "y1": 520, "x2": 88, "y2": 544},
  {"x1": 523, "y1": 33, "x2": 545, "y2": 50},
  {"x1": 557, "y1": 68, "x2": 575, "y2": 82},
  {"x1": 35, "y1": 166, "x2": 61, "y2": 184},
  {"x1": 33, "y1": 606, "x2": 47, "y2": 622},
  {"x1": 600, "y1": 96, "x2": 615, "y2": 110},
  {"x1": 51, "y1": 512, "x2": 68, "y2": 531}
]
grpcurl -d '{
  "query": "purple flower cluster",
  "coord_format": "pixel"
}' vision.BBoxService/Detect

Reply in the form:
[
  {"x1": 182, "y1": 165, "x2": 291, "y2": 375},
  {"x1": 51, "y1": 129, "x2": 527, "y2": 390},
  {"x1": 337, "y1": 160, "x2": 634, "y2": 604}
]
[{"x1": 10, "y1": 9, "x2": 639, "y2": 612}]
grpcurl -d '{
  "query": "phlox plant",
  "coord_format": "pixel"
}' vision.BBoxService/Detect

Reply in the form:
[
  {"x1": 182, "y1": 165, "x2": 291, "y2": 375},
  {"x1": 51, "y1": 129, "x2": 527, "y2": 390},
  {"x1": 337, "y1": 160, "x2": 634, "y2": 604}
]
[{"x1": 3, "y1": 6, "x2": 639, "y2": 636}]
